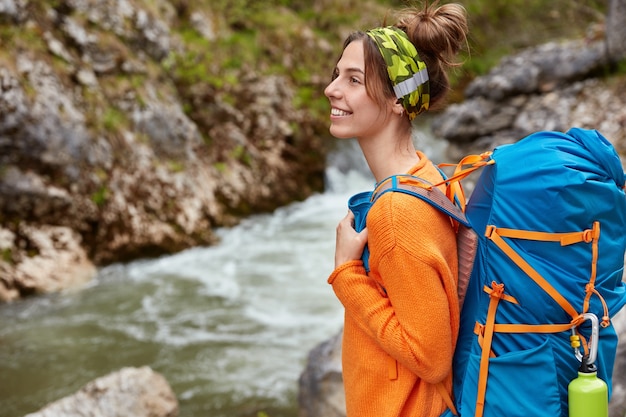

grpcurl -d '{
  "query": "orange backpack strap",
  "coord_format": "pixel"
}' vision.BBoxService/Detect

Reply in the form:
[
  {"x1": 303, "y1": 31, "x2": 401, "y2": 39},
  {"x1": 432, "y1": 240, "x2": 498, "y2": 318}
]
[
  {"x1": 436, "y1": 152, "x2": 494, "y2": 212},
  {"x1": 483, "y1": 225, "x2": 584, "y2": 320},
  {"x1": 436, "y1": 380, "x2": 458, "y2": 416},
  {"x1": 476, "y1": 220, "x2": 610, "y2": 373},
  {"x1": 474, "y1": 281, "x2": 507, "y2": 417}
]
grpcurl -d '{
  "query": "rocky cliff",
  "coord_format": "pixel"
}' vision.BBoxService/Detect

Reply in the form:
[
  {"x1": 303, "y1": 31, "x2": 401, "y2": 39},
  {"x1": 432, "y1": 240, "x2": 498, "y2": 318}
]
[
  {"x1": 433, "y1": 38, "x2": 626, "y2": 162},
  {"x1": 0, "y1": 0, "x2": 334, "y2": 301}
]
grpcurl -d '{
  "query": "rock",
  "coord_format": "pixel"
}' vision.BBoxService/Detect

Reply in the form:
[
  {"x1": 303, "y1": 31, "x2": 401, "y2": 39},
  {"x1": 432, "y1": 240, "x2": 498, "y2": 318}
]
[
  {"x1": 0, "y1": 223, "x2": 95, "y2": 302},
  {"x1": 298, "y1": 329, "x2": 345, "y2": 417},
  {"x1": 432, "y1": 95, "x2": 527, "y2": 143},
  {"x1": 464, "y1": 40, "x2": 607, "y2": 101},
  {"x1": 432, "y1": 40, "x2": 626, "y2": 160},
  {"x1": 606, "y1": 0, "x2": 626, "y2": 63},
  {"x1": 24, "y1": 366, "x2": 178, "y2": 417},
  {"x1": 0, "y1": 0, "x2": 27, "y2": 22},
  {"x1": 0, "y1": 1, "x2": 327, "y2": 300}
]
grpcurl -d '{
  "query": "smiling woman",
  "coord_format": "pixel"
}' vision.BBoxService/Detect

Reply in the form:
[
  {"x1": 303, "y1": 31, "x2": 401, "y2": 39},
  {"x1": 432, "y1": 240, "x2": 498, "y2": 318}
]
[
  {"x1": 322, "y1": 3, "x2": 469, "y2": 417},
  {"x1": 325, "y1": 41, "x2": 385, "y2": 141}
]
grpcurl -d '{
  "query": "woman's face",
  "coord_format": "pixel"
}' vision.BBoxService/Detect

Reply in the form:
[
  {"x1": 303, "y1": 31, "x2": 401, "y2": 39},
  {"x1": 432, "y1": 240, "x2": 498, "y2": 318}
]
[{"x1": 324, "y1": 40, "x2": 392, "y2": 140}]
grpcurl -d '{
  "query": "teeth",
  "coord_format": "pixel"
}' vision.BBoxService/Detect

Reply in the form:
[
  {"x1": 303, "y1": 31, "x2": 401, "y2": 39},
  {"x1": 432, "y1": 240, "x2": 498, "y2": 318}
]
[{"x1": 331, "y1": 108, "x2": 350, "y2": 116}]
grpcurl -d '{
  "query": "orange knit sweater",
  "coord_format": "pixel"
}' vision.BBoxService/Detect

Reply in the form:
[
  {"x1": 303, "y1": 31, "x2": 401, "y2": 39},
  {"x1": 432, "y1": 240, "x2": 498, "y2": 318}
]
[{"x1": 328, "y1": 153, "x2": 459, "y2": 417}]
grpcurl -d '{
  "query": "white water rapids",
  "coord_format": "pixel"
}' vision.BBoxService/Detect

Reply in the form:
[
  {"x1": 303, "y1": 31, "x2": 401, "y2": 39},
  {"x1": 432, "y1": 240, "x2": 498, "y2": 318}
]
[{"x1": 0, "y1": 123, "x2": 446, "y2": 417}]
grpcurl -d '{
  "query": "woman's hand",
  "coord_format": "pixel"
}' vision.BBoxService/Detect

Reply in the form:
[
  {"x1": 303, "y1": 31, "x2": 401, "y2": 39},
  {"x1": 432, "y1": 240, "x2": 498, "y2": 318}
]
[{"x1": 334, "y1": 210, "x2": 369, "y2": 269}]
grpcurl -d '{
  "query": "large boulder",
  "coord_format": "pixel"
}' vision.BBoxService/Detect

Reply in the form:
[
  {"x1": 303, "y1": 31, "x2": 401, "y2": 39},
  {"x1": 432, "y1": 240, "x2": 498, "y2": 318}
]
[
  {"x1": 24, "y1": 367, "x2": 178, "y2": 417},
  {"x1": 0, "y1": 224, "x2": 95, "y2": 301},
  {"x1": 298, "y1": 329, "x2": 345, "y2": 417},
  {"x1": 432, "y1": 39, "x2": 626, "y2": 160}
]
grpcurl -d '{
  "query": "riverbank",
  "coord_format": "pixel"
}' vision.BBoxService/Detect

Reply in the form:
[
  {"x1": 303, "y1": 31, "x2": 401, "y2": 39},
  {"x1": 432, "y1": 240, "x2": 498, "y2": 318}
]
[
  {"x1": 0, "y1": 0, "x2": 332, "y2": 302},
  {"x1": 0, "y1": 160, "x2": 360, "y2": 417},
  {"x1": 0, "y1": 0, "x2": 614, "y2": 303},
  {"x1": 2, "y1": 1, "x2": 625, "y2": 414}
]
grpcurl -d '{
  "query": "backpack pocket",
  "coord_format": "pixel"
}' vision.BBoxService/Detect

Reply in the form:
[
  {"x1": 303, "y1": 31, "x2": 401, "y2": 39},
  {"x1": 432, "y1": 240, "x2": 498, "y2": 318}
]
[
  {"x1": 348, "y1": 191, "x2": 372, "y2": 271},
  {"x1": 460, "y1": 338, "x2": 562, "y2": 417}
]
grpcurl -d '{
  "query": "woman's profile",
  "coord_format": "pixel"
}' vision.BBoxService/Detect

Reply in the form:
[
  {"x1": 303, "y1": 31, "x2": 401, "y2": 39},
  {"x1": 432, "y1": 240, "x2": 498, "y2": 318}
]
[{"x1": 325, "y1": 2, "x2": 469, "y2": 416}]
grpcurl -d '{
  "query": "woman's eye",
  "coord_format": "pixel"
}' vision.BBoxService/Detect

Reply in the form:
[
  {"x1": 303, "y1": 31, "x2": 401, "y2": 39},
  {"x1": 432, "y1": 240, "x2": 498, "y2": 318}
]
[{"x1": 350, "y1": 77, "x2": 361, "y2": 84}]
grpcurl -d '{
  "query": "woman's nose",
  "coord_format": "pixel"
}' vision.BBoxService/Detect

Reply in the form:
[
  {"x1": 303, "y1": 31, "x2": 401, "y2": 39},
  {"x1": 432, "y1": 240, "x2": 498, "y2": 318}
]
[{"x1": 324, "y1": 78, "x2": 340, "y2": 99}]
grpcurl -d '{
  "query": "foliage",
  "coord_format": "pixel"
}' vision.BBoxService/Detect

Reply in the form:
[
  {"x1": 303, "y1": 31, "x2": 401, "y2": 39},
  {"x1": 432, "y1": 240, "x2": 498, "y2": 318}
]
[
  {"x1": 102, "y1": 107, "x2": 128, "y2": 133},
  {"x1": 616, "y1": 58, "x2": 626, "y2": 76},
  {"x1": 457, "y1": 0, "x2": 607, "y2": 78},
  {"x1": 1, "y1": 248, "x2": 12, "y2": 264},
  {"x1": 166, "y1": 0, "x2": 609, "y2": 124},
  {"x1": 91, "y1": 186, "x2": 109, "y2": 207},
  {"x1": 231, "y1": 144, "x2": 252, "y2": 166}
]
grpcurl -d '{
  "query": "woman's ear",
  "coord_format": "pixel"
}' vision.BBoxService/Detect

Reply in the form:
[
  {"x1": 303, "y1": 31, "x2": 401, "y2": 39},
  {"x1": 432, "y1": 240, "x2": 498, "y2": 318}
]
[{"x1": 392, "y1": 99, "x2": 405, "y2": 117}]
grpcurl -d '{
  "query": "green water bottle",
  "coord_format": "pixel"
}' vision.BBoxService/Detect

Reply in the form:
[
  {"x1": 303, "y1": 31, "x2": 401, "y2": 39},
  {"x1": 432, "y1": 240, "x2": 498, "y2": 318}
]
[{"x1": 568, "y1": 358, "x2": 608, "y2": 417}]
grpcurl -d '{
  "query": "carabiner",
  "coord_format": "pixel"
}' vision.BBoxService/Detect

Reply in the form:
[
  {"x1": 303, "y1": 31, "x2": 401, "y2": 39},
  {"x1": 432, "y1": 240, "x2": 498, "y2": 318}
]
[{"x1": 571, "y1": 312, "x2": 599, "y2": 366}]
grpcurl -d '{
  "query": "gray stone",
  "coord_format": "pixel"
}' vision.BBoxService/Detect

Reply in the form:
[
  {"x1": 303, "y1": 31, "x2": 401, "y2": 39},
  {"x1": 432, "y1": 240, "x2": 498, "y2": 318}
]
[
  {"x1": 298, "y1": 329, "x2": 345, "y2": 417},
  {"x1": 24, "y1": 366, "x2": 178, "y2": 417}
]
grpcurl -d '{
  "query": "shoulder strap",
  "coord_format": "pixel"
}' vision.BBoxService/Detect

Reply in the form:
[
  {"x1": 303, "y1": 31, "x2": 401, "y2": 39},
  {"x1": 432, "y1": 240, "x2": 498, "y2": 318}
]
[
  {"x1": 372, "y1": 175, "x2": 476, "y2": 306},
  {"x1": 372, "y1": 175, "x2": 470, "y2": 227}
]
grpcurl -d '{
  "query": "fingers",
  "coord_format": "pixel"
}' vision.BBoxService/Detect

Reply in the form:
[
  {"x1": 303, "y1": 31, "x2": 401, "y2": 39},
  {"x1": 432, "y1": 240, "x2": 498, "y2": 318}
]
[
  {"x1": 334, "y1": 210, "x2": 369, "y2": 268},
  {"x1": 337, "y1": 210, "x2": 355, "y2": 233}
]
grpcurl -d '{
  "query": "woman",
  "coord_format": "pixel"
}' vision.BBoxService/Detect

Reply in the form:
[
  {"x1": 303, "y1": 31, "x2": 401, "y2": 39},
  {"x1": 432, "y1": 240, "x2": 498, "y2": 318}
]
[{"x1": 325, "y1": 3, "x2": 468, "y2": 417}]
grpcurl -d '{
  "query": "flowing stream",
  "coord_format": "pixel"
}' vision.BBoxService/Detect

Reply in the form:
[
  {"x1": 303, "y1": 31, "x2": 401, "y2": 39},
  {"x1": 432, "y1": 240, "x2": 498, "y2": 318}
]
[{"x1": 0, "y1": 122, "x2": 446, "y2": 417}]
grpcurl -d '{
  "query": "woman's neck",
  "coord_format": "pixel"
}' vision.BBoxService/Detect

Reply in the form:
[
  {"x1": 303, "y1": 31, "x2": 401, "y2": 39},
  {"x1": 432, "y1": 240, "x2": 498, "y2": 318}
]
[{"x1": 358, "y1": 131, "x2": 420, "y2": 183}]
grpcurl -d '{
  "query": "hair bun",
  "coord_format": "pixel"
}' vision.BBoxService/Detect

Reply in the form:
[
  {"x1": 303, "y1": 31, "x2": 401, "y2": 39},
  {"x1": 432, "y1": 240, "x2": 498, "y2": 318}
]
[
  {"x1": 396, "y1": 2, "x2": 468, "y2": 66},
  {"x1": 393, "y1": 2, "x2": 468, "y2": 109}
]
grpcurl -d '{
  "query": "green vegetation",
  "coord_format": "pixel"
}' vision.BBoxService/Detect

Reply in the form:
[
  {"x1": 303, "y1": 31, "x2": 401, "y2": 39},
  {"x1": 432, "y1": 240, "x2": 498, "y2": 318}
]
[
  {"x1": 164, "y1": 0, "x2": 608, "y2": 133},
  {"x1": 459, "y1": 0, "x2": 607, "y2": 81},
  {"x1": 207, "y1": 0, "x2": 606, "y2": 74},
  {"x1": 91, "y1": 186, "x2": 109, "y2": 207},
  {"x1": 231, "y1": 144, "x2": 252, "y2": 166},
  {"x1": 1, "y1": 248, "x2": 12, "y2": 264},
  {"x1": 214, "y1": 162, "x2": 227, "y2": 173},
  {"x1": 167, "y1": 160, "x2": 186, "y2": 173},
  {"x1": 102, "y1": 107, "x2": 127, "y2": 133}
]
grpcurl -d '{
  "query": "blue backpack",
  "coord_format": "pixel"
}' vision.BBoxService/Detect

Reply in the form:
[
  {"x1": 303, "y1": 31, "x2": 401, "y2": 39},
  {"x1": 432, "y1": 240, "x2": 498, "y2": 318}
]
[{"x1": 349, "y1": 128, "x2": 626, "y2": 417}]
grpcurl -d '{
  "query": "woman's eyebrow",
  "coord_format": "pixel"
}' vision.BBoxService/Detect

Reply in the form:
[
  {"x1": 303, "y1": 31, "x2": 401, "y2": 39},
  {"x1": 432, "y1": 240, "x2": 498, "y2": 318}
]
[{"x1": 336, "y1": 67, "x2": 365, "y2": 75}]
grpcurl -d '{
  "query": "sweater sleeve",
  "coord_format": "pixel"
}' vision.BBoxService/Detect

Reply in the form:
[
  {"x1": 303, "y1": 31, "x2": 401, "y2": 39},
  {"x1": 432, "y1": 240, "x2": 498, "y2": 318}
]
[{"x1": 329, "y1": 191, "x2": 459, "y2": 383}]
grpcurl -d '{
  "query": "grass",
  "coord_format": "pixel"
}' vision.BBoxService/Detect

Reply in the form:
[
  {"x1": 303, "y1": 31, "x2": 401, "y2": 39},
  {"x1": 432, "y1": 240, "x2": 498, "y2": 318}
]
[
  {"x1": 177, "y1": 0, "x2": 608, "y2": 113},
  {"x1": 459, "y1": 0, "x2": 607, "y2": 72}
]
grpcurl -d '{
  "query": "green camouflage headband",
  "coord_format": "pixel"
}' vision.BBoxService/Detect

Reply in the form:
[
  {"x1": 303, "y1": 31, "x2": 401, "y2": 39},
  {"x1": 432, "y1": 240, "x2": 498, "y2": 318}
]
[{"x1": 367, "y1": 27, "x2": 430, "y2": 120}]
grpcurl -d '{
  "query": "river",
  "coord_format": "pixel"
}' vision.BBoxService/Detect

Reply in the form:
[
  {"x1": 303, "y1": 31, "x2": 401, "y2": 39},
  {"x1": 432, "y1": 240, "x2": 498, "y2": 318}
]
[{"x1": 0, "y1": 122, "x2": 446, "y2": 417}]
